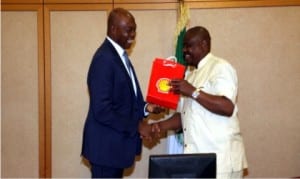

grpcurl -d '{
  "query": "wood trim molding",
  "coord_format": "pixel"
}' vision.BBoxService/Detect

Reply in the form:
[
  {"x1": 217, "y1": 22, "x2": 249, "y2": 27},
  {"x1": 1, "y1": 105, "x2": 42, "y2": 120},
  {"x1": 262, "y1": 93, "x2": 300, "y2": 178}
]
[
  {"x1": 2, "y1": 0, "x2": 300, "y2": 7},
  {"x1": 113, "y1": 3, "x2": 177, "y2": 10},
  {"x1": 1, "y1": 4, "x2": 42, "y2": 10},
  {"x1": 43, "y1": 5, "x2": 52, "y2": 178},
  {"x1": 186, "y1": 0, "x2": 300, "y2": 8},
  {"x1": 114, "y1": 0, "x2": 176, "y2": 2},
  {"x1": 1, "y1": 4, "x2": 47, "y2": 179},
  {"x1": 44, "y1": 0, "x2": 111, "y2": 3},
  {"x1": 1, "y1": 0, "x2": 43, "y2": 4},
  {"x1": 44, "y1": 3, "x2": 111, "y2": 11},
  {"x1": 37, "y1": 5, "x2": 46, "y2": 178}
]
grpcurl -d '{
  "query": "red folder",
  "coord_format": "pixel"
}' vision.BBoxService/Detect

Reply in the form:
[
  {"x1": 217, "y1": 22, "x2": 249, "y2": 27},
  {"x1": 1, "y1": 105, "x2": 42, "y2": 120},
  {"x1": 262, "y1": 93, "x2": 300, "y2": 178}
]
[{"x1": 146, "y1": 58, "x2": 185, "y2": 109}]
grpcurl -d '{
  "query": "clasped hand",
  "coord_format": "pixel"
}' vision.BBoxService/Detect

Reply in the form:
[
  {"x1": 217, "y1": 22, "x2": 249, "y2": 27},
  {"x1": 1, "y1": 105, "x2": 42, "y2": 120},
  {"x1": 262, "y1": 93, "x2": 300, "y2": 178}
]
[
  {"x1": 138, "y1": 121, "x2": 163, "y2": 141},
  {"x1": 138, "y1": 103, "x2": 165, "y2": 141}
]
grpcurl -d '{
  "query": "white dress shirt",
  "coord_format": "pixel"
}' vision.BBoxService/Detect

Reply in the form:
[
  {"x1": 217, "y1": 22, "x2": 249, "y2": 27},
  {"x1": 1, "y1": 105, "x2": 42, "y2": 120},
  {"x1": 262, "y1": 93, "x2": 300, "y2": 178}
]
[{"x1": 178, "y1": 53, "x2": 248, "y2": 173}]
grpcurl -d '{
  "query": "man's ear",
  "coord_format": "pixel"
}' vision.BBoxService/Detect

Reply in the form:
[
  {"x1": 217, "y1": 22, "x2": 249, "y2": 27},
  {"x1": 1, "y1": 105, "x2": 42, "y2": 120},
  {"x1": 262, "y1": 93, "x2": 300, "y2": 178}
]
[
  {"x1": 108, "y1": 25, "x2": 116, "y2": 38},
  {"x1": 201, "y1": 40, "x2": 209, "y2": 50},
  {"x1": 111, "y1": 24, "x2": 116, "y2": 31},
  {"x1": 110, "y1": 25, "x2": 115, "y2": 33},
  {"x1": 202, "y1": 40, "x2": 208, "y2": 47}
]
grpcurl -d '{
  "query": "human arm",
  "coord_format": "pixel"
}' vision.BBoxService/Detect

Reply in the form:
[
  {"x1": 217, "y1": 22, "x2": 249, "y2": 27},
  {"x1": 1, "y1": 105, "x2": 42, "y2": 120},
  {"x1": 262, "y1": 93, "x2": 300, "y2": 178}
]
[{"x1": 170, "y1": 79, "x2": 234, "y2": 117}]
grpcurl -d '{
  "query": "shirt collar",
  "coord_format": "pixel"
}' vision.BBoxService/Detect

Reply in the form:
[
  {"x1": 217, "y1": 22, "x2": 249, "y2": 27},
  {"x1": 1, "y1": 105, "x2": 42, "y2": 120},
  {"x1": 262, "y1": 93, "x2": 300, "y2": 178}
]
[
  {"x1": 106, "y1": 36, "x2": 125, "y2": 57},
  {"x1": 197, "y1": 53, "x2": 212, "y2": 69}
]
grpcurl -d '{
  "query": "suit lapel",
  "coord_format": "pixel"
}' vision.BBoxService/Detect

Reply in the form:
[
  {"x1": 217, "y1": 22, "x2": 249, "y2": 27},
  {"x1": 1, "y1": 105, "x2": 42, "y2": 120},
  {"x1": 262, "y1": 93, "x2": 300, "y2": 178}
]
[{"x1": 105, "y1": 39, "x2": 137, "y2": 98}]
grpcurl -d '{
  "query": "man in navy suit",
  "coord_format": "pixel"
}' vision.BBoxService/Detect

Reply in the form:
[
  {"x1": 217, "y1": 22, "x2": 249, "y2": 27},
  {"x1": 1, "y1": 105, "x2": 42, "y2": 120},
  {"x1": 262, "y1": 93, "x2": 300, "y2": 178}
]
[{"x1": 81, "y1": 8, "x2": 164, "y2": 178}]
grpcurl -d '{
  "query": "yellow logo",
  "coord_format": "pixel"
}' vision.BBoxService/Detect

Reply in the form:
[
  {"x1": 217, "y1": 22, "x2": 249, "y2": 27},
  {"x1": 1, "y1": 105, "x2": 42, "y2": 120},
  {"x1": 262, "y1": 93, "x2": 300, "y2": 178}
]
[{"x1": 156, "y1": 78, "x2": 171, "y2": 93}]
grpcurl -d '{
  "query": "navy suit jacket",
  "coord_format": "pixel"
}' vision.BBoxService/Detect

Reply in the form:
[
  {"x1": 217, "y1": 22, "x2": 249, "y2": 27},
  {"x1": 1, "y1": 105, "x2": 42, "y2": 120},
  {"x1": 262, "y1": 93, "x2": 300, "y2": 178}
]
[{"x1": 81, "y1": 39, "x2": 146, "y2": 168}]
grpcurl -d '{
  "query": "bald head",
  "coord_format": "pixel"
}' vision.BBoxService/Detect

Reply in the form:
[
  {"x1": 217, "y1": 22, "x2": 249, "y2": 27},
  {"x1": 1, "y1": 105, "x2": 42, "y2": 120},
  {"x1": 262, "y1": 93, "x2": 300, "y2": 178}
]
[
  {"x1": 107, "y1": 8, "x2": 135, "y2": 35},
  {"x1": 186, "y1": 26, "x2": 211, "y2": 51},
  {"x1": 106, "y1": 8, "x2": 136, "y2": 49}
]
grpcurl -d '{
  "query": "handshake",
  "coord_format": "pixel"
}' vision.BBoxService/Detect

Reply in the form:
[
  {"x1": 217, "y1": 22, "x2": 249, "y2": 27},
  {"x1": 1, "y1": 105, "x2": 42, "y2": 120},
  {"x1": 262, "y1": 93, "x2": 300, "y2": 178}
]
[
  {"x1": 139, "y1": 99, "x2": 182, "y2": 141},
  {"x1": 139, "y1": 103, "x2": 167, "y2": 141},
  {"x1": 138, "y1": 120, "x2": 164, "y2": 141},
  {"x1": 139, "y1": 104, "x2": 182, "y2": 141}
]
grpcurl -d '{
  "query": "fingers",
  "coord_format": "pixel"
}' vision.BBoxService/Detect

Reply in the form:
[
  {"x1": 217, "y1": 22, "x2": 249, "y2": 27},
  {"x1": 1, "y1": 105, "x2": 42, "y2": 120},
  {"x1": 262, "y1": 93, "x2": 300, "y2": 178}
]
[
  {"x1": 151, "y1": 123, "x2": 160, "y2": 133},
  {"x1": 140, "y1": 123, "x2": 162, "y2": 141},
  {"x1": 169, "y1": 79, "x2": 181, "y2": 94},
  {"x1": 170, "y1": 79, "x2": 195, "y2": 96},
  {"x1": 140, "y1": 134, "x2": 153, "y2": 142},
  {"x1": 147, "y1": 103, "x2": 166, "y2": 114},
  {"x1": 153, "y1": 105, "x2": 166, "y2": 114},
  {"x1": 170, "y1": 79, "x2": 181, "y2": 84},
  {"x1": 151, "y1": 123, "x2": 162, "y2": 138}
]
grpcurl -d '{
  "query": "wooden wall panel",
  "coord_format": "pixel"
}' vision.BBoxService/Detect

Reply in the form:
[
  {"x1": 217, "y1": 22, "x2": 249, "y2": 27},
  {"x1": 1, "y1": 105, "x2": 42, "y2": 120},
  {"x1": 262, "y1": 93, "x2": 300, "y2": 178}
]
[
  {"x1": 1, "y1": 11, "x2": 40, "y2": 178},
  {"x1": 1, "y1": 4, "x2": 46, "y2": 178},
  {"x1": 49, "y1": 10, "x2": 108, "y2": 178}
]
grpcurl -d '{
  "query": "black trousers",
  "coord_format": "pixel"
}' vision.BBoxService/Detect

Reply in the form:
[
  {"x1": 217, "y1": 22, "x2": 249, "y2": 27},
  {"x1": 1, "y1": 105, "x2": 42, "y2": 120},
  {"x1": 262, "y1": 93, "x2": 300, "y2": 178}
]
[{"x1": 91, "y1": 163, "x2": 124, "y2": 178}]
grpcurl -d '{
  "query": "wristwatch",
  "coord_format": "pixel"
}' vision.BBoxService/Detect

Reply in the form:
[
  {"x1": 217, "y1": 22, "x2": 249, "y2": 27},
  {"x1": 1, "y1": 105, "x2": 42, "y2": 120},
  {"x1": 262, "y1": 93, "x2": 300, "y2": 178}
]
[{"x1": 191, "y1": 88, "x2": 200, "y2": 99}]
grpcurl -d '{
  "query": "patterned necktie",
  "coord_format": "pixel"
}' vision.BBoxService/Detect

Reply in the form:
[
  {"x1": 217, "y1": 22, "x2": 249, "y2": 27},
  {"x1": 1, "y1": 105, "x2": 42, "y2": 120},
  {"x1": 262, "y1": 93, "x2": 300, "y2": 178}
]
[
  {"x1": 123, "y1": 51, "x2": 132, "y2": 75},
  {"x1": 123, "y1": 51, "x2": 137, "y2": 95}
]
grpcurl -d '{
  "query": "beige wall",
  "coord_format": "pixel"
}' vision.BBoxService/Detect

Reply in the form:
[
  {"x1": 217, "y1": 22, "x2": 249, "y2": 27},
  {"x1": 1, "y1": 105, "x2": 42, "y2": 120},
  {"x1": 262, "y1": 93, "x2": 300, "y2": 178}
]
[
  {"x1": 189, "y1": 7, "x2": 300, "y2": 177},
  {"x1": 50, "y1": 11, "x2": 107, "y2": 177},
  {"x1": 2, "y1": 11, "x2": 39, "y2": 177},
  {"x1": 2, "y1": 3, "x2": 300, "y2": 178}
]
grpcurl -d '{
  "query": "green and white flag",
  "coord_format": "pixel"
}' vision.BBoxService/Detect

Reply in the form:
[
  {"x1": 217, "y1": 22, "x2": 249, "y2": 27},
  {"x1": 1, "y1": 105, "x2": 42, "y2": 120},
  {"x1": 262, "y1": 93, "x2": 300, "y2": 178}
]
[
  {"x1": 168, "y1": 1, "x2": 190, "y2": 154},
  {"x1": 174, "y1": 2, "x2": 190, "y2": 65}
]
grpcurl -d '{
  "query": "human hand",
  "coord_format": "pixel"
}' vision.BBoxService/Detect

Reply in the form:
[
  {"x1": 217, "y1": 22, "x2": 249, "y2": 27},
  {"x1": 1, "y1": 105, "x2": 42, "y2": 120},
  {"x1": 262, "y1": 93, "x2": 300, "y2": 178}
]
[
  {"x1": 138, "y1": 121, "x2": 155, "y2": 141},
  {"x1": 151, "y1": 123, "x2": 162, "y2": 138},
  {"x1": 146, "y1": 103, "x2": 166, "y2": 114},
  {"x1": 170, "y1": 79, "x2": 195, "y2": 97}
]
